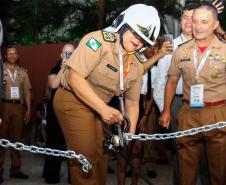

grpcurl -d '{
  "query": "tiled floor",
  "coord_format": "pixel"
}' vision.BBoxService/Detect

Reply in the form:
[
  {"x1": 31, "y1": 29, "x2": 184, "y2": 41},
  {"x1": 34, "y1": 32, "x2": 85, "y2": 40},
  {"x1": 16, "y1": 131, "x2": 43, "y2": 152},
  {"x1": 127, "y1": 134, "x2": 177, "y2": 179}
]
[
  {"x1": 1, "y1": 148, "x2": 206, "y2": 185},
  {"x1": 1, "y1": 151, "x2": 173, "y2": 185}
]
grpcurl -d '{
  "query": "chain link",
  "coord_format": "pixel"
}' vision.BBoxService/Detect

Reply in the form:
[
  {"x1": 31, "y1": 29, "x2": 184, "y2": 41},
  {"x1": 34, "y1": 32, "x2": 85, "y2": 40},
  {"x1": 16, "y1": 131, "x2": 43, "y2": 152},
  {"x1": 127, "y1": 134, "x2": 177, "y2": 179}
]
[
  {"x1": 1, "y1": 121, "x2": 226, "y2": 173},
  {"x1": 0, "y1": 139, "x2": 92, "y2": 173},
  {"x1": 124, "y1": 121, "x2": 226, "y2": 141}
]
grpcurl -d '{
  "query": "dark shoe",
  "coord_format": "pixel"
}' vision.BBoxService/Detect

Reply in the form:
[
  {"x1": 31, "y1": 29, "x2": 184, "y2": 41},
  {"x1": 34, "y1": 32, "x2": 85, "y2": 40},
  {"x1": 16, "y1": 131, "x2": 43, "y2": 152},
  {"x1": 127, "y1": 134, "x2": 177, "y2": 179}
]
[
  {"x1": 10, "y1": 171, "x2": 29, "y2": 179},
  {"x1": 126, "y1": 169, "x2": 132, "y2": 177},
  {"x1": 147, "y1": 170, "x2": 157, "y2": 178},
  {"x1": 44, "y1": 179, "x2": 59, "y2": 184},
  {"x1": 156, "y1": 158, "x2": 168, "y2": 164},
  {"x1": 0, "y1": 168, "x2": 3, "y2": 184},
  {"x1": 107, "y1": 166, "x2": 115, "y2": 174}
]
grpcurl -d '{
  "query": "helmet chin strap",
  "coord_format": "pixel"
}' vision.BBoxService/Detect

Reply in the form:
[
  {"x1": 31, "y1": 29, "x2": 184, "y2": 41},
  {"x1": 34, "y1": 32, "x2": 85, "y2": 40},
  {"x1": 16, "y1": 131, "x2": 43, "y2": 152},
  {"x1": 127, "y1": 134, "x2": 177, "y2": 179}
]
[{"x1": 119, "y1": 25, "x2": 127, "y2": 51}]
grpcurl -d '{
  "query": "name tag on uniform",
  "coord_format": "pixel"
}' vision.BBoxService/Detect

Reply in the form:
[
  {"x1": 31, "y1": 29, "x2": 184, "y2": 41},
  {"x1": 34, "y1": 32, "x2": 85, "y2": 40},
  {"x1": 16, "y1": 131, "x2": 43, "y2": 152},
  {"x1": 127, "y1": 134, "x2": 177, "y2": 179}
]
[
  {"x1": 10, "y1": 86, "x2": 20, "y2": 99},
  {"x1": 190, "y1": 84, "x2": 204, "y2": 107},
  {"x1": 180, "y1": 58, "x2": 191, "y2": 62}
]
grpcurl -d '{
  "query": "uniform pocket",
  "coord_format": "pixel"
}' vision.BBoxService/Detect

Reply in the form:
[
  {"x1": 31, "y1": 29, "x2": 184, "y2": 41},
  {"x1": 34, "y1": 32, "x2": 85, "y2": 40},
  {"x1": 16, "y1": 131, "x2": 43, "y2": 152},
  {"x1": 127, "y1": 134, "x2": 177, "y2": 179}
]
[
  {"x1": 179, "y1": 61, "x2": 194, "y2": 80},
  {"x1": 88, "y1": 60, "x2": 119, "y2": 94}
]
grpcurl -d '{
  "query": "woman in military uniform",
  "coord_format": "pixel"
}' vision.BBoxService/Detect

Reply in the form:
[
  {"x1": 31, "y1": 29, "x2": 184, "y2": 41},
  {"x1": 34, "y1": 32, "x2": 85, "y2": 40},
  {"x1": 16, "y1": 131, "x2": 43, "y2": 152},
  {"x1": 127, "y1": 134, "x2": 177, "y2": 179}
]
[{"x1": 53, "y1": 4, "x2": 161, "y2": 185}]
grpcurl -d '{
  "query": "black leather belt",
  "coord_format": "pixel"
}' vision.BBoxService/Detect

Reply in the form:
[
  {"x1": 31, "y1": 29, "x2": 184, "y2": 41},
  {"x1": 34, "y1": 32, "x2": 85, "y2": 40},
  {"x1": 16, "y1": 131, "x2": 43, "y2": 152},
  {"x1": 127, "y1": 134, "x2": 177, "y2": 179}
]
[
  {"x1": 2, "y1": 99, "x2": 21, "y2": 104},
  {"x1": 175, "y1": 94, "x2": 183, "y2": 98}
]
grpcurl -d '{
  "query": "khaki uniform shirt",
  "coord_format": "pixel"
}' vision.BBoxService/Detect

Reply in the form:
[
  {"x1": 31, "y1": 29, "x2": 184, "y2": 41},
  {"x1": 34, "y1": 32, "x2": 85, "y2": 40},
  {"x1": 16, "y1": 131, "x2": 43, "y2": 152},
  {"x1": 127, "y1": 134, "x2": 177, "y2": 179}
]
[
  {"x1": 168, "y1": 35, "x2": 226, "y2": 102},
  {"x1": 2, "y1": 63, "x2": 32, "y2": 100},
  {"x1": 61, "y1": 30, "x2": 143, "y2": 103}
]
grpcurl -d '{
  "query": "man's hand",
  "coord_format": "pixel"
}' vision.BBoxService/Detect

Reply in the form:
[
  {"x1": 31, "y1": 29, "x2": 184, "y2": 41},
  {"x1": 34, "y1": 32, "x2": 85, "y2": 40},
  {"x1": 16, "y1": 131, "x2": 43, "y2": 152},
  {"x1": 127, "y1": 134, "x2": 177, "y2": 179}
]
[
  {"x1": 24, "y1": 110, "x2": 31, "y2": 124},
  {"x1": 159, "y1": 109, "x2": 171, "y2": 129},
  {"x1": 100, "y1": 105, "x2": 124, "y2": 125},
  {"x1": 212, "y1": 0, "x2": 224, "y2": 14},
  {"x1": 137, "y1": 115, "x2": 148, "y2": 133}
]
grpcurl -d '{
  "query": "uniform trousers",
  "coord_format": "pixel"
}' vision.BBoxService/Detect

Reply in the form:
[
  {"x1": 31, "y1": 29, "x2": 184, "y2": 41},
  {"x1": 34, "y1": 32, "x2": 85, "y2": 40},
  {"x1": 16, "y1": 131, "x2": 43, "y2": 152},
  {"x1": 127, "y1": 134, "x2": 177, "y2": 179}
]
[
  {"x1": 171, "y1": 96, "x2": 183, "y2": 185},
  {"x1": 177, "y1": 104, "x2": 226, "y2": 185},
  {"x1": 143, "y1": 104, "x2": 167, "y2": 170},
  {"x1": 53, "y1": 87, "x2": 108, "y2": 185},
  {"x1": 0, "y1": 103, "x2": 25, "y2": 174}
]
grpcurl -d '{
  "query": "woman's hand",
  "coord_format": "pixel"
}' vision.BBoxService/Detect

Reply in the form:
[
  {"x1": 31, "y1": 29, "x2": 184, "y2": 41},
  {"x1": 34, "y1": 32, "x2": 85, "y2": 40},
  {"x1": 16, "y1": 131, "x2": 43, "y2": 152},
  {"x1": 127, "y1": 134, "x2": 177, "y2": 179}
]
[
  {"x1": 100, "y1": 105, "x2": 124, "y2": 125},
  {"x1": 159, "y1": 41, "x2": 173, "y2": 57}
]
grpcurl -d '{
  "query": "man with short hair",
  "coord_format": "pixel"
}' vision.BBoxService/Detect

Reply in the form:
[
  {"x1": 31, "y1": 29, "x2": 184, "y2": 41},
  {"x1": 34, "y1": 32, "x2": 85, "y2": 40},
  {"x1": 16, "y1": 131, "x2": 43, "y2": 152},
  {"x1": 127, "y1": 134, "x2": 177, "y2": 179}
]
[
  {"x1": 0, "y1": 46, "x2": 31, "y2": 183},
  {"x1": 153, "y1": 3, "x2": 198, "y2": 185},
  {"x1": 160, "y1": 3, "x2": 226, "y2": 185}
]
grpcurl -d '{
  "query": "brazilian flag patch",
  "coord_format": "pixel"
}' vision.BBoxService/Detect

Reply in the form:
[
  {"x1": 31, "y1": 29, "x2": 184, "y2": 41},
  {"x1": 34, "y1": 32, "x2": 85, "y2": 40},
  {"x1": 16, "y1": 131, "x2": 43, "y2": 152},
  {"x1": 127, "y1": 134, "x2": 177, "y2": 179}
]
[{"x1": 86, "y1": 37, "x2": 102, "y2": 52}]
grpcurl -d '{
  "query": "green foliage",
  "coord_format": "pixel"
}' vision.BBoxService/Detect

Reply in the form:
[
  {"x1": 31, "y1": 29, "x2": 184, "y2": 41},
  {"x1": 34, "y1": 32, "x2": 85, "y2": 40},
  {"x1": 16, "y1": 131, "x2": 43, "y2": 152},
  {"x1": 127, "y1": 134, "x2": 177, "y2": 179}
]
[
  {"x1": 0, "y1": 0, "x2": 182, "y2": 46},
  {"x1": 219, "y1": 2, "x2": 226, "y2": 30}
]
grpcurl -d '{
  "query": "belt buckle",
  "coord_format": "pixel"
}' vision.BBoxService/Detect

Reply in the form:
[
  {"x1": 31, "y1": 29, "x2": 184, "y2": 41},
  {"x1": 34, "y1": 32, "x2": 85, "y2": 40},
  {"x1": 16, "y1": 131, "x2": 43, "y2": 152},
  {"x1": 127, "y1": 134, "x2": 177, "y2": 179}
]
[{"x1": 12, "y1": 99, "x2": 20, "y2": 104}]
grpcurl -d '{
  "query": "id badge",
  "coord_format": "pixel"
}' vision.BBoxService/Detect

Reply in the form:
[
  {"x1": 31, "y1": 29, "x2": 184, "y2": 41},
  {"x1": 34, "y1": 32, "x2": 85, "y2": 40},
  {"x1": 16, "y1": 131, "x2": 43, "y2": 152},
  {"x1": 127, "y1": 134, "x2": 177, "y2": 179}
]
[
  {"x1": 10, "y1": 86, "x2": 20, "y2": 99},
  {"x1": 190, "y1": 84, "x2": 204, "y2": 107}
]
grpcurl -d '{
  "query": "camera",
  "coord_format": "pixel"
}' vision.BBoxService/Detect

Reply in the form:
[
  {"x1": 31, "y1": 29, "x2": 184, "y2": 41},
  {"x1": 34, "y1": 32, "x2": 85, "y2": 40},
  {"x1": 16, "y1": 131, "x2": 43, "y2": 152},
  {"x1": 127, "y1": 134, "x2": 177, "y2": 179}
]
[{"x1": 65, "y1": 52, "x2": 72, "y2": 59}]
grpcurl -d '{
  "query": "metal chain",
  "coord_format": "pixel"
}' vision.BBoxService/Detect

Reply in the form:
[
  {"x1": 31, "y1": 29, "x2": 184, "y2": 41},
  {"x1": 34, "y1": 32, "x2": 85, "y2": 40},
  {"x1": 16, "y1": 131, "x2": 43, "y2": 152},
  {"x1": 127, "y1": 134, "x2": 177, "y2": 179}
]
[
  {"x1": 0, "y1": 139, "x2": 92, "y2": 173},
  {"x1": 1, "y1": 121, "x2": 226, "y2": 173},
  {"x1": 124, "y1": 121, "x2": 226, "y2": 141}
]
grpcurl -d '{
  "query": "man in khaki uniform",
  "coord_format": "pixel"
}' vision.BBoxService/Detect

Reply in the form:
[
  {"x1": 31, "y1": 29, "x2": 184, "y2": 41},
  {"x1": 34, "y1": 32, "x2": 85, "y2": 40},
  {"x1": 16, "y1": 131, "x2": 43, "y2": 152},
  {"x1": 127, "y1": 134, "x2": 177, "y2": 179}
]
[
  {"x1": 160, "y1": 3, "x2": 226, "y2": 185},
  {"x1": 0, "y1": 46, "x2": 31, "y2": 183},
  {"x1": 53, "y1": 4, "x2": 161, "y2": 185}
]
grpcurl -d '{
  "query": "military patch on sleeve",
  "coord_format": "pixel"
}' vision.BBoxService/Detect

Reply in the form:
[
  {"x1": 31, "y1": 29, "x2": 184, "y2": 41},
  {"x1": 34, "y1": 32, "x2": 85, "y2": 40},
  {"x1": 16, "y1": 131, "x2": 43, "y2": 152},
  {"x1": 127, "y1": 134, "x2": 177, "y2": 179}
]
[
  {"x1": 102, "y1": 31, "x2": 116, "y2": 43},
  {"x1": 135, "y1": 52, "x2": 147, "y2": 63},
  {"x1": 86, "y1": 37, "x2": 102, "y2": 52}
]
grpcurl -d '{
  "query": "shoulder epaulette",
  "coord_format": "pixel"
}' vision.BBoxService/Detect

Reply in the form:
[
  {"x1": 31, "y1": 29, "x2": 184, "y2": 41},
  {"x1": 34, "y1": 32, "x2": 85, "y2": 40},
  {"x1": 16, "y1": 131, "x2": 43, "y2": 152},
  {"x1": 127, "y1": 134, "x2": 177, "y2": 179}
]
[
  {"x1": 101, "y1": 31, "x2": 117, "y2": 43},
  {"x1": 177, "y1": 39, "x2": 192, "y2": 47},
  {"x1": 19, "y1": 65, "x2": 28, "y2": 73},
  {"x1": 135, "y1": 52, "x2": 147, "y2": 63}
]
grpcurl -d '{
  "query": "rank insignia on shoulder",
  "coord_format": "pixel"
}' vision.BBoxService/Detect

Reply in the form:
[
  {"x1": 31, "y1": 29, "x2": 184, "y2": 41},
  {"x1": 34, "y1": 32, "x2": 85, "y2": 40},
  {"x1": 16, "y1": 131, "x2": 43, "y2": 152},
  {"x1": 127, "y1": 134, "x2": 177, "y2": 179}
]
[
  {"x1": 19, "y1": 66, "x2": 28, "y2": 72},
  {"x1": 135, "y1": 53, "x2": 147, "y2": 63},
  {"x1": 180, "y1": 58, "x2": 191, "y2": 62},
  {"x1": 86, "y1": 37, "x2": 102, "y2": 52},
  {"x1": 102, "y1": 31, "x2": 116, "y2": 43},
  {"x1": 177, "y1": 40, "x2": 190, "y2": 47}
]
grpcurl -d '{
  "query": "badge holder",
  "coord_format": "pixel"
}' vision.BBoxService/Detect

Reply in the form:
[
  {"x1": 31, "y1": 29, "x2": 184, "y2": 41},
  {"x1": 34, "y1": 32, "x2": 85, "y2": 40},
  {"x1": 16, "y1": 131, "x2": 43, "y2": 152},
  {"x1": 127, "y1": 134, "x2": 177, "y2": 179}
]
[{"x1": 190, "y1": 84, "x2": 204, "y2": 108}]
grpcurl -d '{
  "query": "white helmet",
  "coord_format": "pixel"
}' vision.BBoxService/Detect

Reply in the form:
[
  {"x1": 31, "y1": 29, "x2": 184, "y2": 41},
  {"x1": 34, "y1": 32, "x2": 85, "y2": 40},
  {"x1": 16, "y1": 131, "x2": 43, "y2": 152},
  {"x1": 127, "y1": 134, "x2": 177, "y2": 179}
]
[{"x1": 104, "y1": 4, "x2": 160, "y2": 46}]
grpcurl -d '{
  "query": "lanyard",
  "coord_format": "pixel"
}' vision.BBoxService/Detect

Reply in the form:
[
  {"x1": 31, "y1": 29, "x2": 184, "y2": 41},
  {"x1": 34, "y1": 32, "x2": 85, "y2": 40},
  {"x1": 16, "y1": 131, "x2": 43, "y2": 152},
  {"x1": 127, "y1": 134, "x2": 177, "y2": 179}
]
[
  {"x1": 193, "y1": 47, "x2": 211, "y2": 78},
  {"x1": 119, "y1": 46, "x2": 124, "y2": 92},
  {"x1": 119, "y1": 46, "x2": 134, "y2": 92},
  {"x1": 123, "y1": 55, "x2": 132, "y2": 77},
  {"x1": 6, "y1": 68, "x2": 17, "y2": 81}
]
